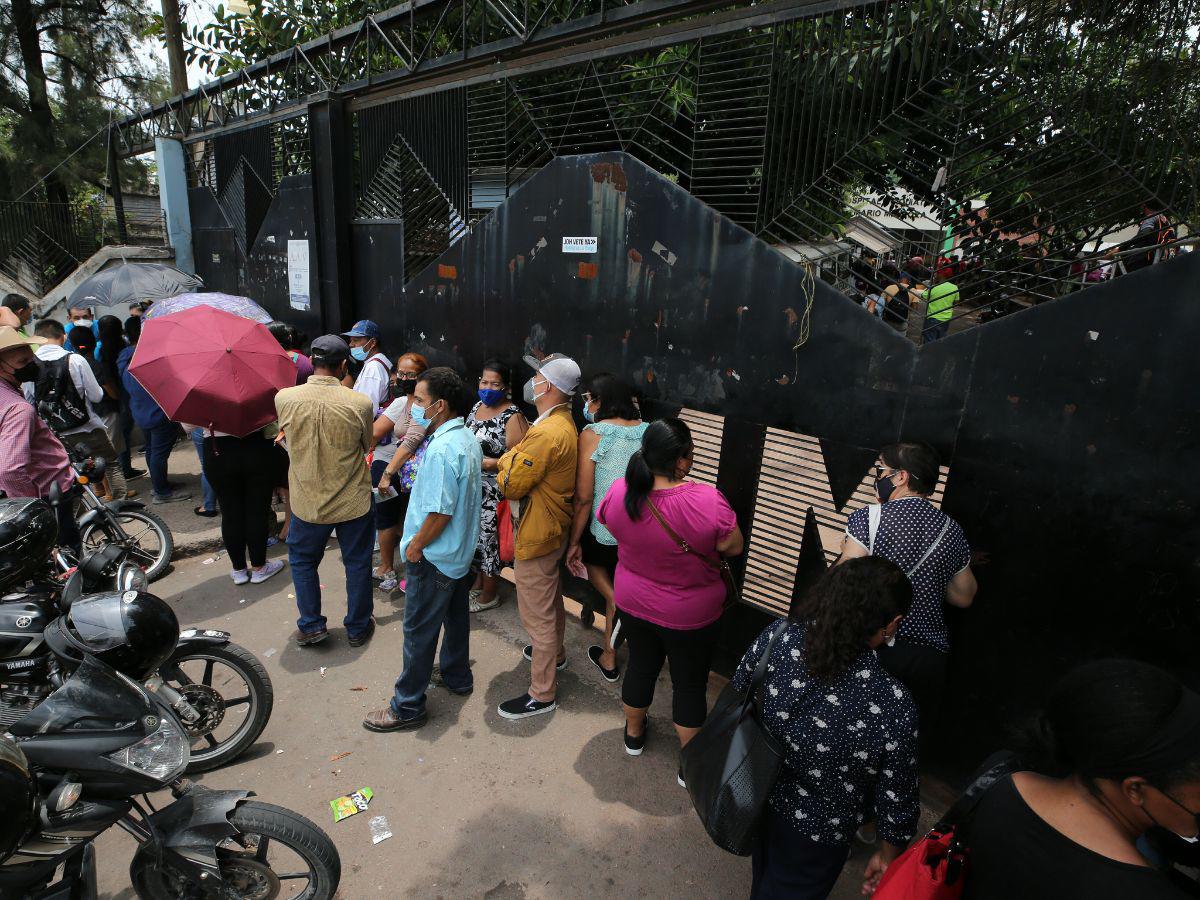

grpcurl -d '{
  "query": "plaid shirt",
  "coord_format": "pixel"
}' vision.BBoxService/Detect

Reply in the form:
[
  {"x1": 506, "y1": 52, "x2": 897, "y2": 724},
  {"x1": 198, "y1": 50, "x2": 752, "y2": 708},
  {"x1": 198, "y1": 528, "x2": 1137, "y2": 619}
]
[{"x1": 0, "y1": 378, "x2": 73, "y2": 499}]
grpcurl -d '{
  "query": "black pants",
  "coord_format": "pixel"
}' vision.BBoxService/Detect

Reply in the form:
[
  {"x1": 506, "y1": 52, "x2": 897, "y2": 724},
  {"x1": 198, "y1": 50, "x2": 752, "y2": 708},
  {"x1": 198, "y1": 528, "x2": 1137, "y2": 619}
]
[
  {"x1": 876, "y1": 637, "x2": 948, "y2": 730},
  {"x1": 619, "y1": 610, "x2": 720, "y2": 728},
  {"x1": 751, "y1": 806, "x2": 848, "y2": 899},
  {"x1": 203, "y1": 435, "x2": 276, "y2": 571}
]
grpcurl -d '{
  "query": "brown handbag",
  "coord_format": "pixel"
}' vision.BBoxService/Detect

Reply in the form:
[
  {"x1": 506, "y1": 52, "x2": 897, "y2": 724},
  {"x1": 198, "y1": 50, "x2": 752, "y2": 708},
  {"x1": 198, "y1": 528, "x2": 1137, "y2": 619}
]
[{"x1": 646, "y1": 499, "x2": 740, "y2": 605}]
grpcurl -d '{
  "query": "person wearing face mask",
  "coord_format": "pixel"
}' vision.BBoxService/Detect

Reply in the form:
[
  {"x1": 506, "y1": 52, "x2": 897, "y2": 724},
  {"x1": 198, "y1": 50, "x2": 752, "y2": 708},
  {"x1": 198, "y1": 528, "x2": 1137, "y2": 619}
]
[
  {"x1": 838, "y1": 441, "x2": 975, "y2": 730},
  {"x1": 565, "y1": 372, "x2": 646, "y2": 680},
  {"x1": 275, "y1": 335, "x2": 377, "y2": 648},
  {"x1": 0, "y1": 326, "x2": 80, "y2": 552},
  {"x1": 734, "y1": 558, "x2": 918, "y2": 899},
  {"x1": 362, "y1": 367, "x2": 482, "y2": 732},
  {"x1": 963, "y1": 658, "x2": 1200, "y2": 899},
  {"x1": 495, "y1": 353, "x2": 581, "y2": 720},
  {"x1": 372, "y1": 352, "x2": 431, "y2": 591},
  {"x1": 463, "y1": 359, "x2": 528, "y2": 613},
  {"x1": 596, "y1": 418, "x2": 744, "y2": 764},
  {"x1": 63, "y1": 306, "x2": 96, "y2": 353},
  {"x1": 341, "y1": 320, "x2": 392, "y2": 410}
]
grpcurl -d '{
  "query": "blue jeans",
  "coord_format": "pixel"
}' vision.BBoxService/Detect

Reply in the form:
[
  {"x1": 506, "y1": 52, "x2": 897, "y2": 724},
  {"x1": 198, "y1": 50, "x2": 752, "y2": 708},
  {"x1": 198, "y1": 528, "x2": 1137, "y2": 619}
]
[
  {"x1": 390, "y1": 557, "x2": 472, "y2": 718},
  {"x1": 190, "y1": 427, "x2": 218, "y2": 512},
  {"x1": 144, "y1": 422, "x2": 178, "y2": 497},
  {"x1": 287, "y1": 510, "x2": 374, "y2": 637},
  {"x1": 922, "y1": 319, "x2": 950, "y2": 342}
]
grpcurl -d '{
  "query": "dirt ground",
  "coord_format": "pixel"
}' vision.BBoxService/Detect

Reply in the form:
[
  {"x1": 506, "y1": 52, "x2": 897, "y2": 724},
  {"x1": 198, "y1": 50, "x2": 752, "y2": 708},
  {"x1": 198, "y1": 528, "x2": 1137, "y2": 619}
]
[{"x1": 88, "y1": 534, "x2": 899, "y2": 899}]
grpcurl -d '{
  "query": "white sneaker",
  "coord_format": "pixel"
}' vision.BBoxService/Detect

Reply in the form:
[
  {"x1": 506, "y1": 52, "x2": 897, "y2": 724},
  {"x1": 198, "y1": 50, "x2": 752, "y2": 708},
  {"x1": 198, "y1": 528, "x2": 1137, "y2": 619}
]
[
  {"x1": 469, "y1": 595, "x2": 501, "y2": 613},
  {"x1": 230, "y1": 569, "x2": 250, "y2": 585},
  {"x1": 250, "y1": 559, "x2": 285, "y2": 583}
]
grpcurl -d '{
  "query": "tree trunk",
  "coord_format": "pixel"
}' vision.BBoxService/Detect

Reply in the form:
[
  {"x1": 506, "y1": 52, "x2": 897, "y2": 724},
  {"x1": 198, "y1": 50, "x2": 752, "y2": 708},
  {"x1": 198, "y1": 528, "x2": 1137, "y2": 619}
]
[
  {"x1": 10, "y1": 0, "x2": 67, "y2": 204},
  {"x1": 160, "y1": 0, "x2": 189, "y2": 96}
]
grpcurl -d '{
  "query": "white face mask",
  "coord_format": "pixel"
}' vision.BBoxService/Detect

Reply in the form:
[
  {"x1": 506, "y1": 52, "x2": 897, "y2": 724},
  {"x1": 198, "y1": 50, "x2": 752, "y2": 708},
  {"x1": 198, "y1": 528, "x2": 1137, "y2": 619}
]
[
  {"x1": 72, "y1": 319, "x2": 93, "y2": 329},
  {"x1": 523, "y1": 377, "x2": 550, "y2": 405}
]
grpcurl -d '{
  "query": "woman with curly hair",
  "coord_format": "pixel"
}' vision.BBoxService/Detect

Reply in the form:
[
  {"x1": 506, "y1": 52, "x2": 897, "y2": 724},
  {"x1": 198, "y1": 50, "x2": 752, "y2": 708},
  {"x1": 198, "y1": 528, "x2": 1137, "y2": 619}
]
[{"x1": 732, "y1": 556, "x2": 920, "y2": 899}]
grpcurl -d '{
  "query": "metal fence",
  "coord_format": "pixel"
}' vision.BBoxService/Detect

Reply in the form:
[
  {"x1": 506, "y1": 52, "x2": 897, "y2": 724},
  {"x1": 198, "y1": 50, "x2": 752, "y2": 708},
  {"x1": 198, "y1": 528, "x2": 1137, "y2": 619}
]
[
  {"x1": 117, "y1": 0, "x2": 1200, "y2": 338},
  {"x1": 0, "y1": 198, "x2": 167, "y2": 298}
]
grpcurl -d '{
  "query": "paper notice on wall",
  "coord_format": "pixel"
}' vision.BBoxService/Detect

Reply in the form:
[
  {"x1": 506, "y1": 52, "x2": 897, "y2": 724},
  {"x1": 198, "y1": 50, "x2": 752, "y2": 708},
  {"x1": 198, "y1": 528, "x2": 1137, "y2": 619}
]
[
  {"x1": 288, "y1": 240, "x2": 311, "y2": 311},
  {"x1": 562, "y1": 236, "x2": 598, "y2": 254}
]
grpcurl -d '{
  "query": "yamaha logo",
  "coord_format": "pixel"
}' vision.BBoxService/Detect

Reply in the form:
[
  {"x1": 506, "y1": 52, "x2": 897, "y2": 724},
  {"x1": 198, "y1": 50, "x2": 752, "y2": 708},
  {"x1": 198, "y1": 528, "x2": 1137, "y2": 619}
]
[{"x1": 14, "y1": 615, "x2": 32, "y2": 628}]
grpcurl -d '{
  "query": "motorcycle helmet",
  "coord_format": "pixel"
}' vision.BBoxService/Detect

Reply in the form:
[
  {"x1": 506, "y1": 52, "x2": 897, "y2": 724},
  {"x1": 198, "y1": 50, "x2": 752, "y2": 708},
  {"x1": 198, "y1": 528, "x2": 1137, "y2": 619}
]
[
  {"x1": 0, "y1": 733, "x2": 37, "y2": 864},
  {"x1": 60, "y1": 591, "x2": 179, "y2": 678},
  {"x1": 0, "y1": 497, "x2": 58, "y2": 591}
]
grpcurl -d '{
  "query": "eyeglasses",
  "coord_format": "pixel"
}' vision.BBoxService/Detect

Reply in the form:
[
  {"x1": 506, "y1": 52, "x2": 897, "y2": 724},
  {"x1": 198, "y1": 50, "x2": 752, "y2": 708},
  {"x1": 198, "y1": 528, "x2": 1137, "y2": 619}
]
[
  {"x1": 396, "y1": 372, "x2": 418, "y2": 380},
  {"x1": 874, "y1": 466, "x2": 898, "y2": 480},
  {"x1": 582, "y1": 392, "x2": 594, "y2": 404}
]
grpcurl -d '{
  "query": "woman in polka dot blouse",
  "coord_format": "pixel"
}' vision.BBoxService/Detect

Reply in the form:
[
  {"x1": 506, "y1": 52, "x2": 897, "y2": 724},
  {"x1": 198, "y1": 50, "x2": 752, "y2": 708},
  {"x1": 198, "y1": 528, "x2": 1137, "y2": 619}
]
[
  {"x1": 839, "y1": 441, "x2": 977, "y2": 726},
  {"x1": 733, "y1": 557, "x2": 921, "y2": 899}
]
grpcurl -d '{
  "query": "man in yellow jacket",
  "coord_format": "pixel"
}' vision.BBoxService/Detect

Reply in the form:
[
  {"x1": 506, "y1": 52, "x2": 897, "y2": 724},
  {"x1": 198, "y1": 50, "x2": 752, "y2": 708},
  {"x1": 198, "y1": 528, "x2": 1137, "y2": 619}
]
[{"x1": 496, "y1": 354, "x2": 580, "y2": 719}]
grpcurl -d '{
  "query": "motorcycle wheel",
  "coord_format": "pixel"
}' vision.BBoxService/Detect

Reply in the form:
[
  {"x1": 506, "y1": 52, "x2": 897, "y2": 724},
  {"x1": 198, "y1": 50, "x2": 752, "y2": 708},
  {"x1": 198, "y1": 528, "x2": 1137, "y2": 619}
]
[
  {"x1": 162, "y1": 642, "x2": 274, "y2": 774},
  {"x1": 80, "y1": 509, "x2": 174, "y2": 581},
  {"x1": 129, "y1": 801, "x2": 341, "y2": 900}
]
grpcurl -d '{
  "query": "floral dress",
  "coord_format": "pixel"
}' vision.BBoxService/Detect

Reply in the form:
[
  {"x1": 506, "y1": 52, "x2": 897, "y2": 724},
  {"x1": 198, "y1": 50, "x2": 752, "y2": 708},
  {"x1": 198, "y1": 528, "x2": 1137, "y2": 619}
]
[{"x1": 466, "y1": 402, "x2": 519, "y2": 575}]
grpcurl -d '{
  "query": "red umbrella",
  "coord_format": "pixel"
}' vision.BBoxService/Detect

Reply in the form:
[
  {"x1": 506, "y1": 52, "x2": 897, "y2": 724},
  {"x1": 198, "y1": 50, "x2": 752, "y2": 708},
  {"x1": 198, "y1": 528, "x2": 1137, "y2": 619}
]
[{"x1": 128, "y1": 305, "x2": 296, "y2": 437}]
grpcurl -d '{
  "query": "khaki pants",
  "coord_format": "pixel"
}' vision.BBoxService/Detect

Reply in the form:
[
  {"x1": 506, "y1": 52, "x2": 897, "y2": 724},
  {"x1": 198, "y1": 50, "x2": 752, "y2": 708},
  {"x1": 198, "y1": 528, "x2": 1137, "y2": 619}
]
[{"x1": 515, "y1": 537, "x2": 567, "y2": 702}]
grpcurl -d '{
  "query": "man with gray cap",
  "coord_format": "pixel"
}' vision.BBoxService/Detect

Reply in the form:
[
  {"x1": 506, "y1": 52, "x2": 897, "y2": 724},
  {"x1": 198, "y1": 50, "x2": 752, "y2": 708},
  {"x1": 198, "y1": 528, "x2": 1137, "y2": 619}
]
[
  {"x1": 275, "y1": 335, "x2": 377, "y2": 647},
  {"x1": 496, "y1": 353, "x2": 580, "y2": 719}
]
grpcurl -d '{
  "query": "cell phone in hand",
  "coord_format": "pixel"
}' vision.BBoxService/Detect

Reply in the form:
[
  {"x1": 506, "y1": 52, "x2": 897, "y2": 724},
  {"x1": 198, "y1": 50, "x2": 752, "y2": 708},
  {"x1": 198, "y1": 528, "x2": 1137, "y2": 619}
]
[{"x1": 374, "y1": 484, "x2": 398, "y2": 501}]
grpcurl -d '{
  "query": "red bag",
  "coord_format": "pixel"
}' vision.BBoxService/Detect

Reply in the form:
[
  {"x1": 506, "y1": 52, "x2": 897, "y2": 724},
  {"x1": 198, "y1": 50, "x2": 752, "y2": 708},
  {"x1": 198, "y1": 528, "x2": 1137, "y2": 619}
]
[
  {"x1": 872, "y1": 753, "x2": 1017, "y2": 900},
  {"x1": 497, "y1": 499, "x2": 514, "y2": 564},
  {"x1": 871, "y1": 829, "x2": 966, "y2": 899}
]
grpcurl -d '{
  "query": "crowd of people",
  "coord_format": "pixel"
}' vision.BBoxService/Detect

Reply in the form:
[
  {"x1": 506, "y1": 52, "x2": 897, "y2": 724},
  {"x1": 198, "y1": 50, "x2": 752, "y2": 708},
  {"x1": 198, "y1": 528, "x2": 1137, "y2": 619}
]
[{"x1": 1, "y1": 293, "x2": 1198, "y2": 899}]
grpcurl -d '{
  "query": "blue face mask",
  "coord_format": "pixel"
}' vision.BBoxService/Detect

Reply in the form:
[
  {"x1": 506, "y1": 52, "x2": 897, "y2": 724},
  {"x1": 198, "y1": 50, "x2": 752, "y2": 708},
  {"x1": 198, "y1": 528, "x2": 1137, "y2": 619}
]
[
  {"x1": 582, "y1": 403, "x2": 596, "y2": 423},
  {"x1": 410, "y1": 399, "x2": 438, "y2": 428},
  {"x1": 350, "y1": 346, "x2": 370, "y2": 362},
  {"x1": 478, "y1": 388, "x2": 505, "y2": 407}
]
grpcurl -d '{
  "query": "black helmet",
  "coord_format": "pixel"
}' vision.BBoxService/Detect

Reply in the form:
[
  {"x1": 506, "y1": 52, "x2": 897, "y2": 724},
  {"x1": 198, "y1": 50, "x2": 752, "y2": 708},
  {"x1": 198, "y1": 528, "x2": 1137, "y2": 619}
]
[
  {"x1": 60, "y1": 591, "x2": 179, "y2": 678},
  {"x1": 0, "y1": 733, "x2": 37, "y2": 864},
  {"x1": 0, "y1": 498, "x2": 57, "y2": 590}
]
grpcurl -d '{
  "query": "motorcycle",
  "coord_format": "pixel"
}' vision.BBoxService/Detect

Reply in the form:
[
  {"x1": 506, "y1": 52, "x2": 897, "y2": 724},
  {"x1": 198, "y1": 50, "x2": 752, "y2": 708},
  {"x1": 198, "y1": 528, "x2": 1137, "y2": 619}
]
[
  {"x1": 0, "y1": 498, "x2": 274, "y2": 774},
  {"x1": 67, "y1": 447, "x2": 173, "y2": 582},
  {"x1": 1, "y1": 640, "x2": 340, "y2": 899}
]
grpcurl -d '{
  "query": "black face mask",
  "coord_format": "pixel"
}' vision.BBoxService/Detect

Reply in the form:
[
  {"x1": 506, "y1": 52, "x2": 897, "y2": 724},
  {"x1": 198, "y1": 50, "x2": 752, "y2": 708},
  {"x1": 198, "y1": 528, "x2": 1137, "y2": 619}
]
[
  {"x1": 875, "y1": 474, "x2": 897, "y2": 503},
  {"x1": 7, "y1": 359, "x2": 39, "y2": 384},
  {"x1": 397, "y1": 379, "x2": 417, "y2": 396}
]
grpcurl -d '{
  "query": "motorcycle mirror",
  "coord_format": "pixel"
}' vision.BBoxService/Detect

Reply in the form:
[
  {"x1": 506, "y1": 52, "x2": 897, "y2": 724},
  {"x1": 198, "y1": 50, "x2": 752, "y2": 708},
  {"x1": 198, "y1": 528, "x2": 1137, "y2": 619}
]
[
  {"x1": 91, "y1": 457, "x2": 107, "y2": 483},
  {"x1": 47, "y1": 482, "x2": 62, "y2": 508},
  {"x1": 49, "y1": 779, "x2": 82, "y2": 813},
  {"x1": 74, "y1": 443, "x2": 92, "y2": 461}
]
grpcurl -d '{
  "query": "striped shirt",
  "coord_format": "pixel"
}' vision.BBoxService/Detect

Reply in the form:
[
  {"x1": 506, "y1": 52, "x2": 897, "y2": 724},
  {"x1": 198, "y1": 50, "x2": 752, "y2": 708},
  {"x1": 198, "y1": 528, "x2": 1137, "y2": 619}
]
[
  {"x1": 275, "y1": 376, "x2": 373, "y2": 524},
  {"x1": 0, "y1": 379, "x2": 74, "y2": 499}
]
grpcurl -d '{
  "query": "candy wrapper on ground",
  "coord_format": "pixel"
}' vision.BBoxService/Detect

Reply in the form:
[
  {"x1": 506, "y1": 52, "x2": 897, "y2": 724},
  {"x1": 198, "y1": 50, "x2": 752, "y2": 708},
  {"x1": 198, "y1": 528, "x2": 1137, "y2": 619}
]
[{"x1": 330, "y1": 787, "x2": 374, "y2": 822}]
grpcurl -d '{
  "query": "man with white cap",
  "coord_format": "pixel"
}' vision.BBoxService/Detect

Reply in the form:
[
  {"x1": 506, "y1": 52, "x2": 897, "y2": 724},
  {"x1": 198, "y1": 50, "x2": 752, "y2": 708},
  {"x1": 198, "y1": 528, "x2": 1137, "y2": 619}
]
[
  {"x1": 0, "y1": 325, "x2": 80, "y2": 552},
  {"x1": 496, "y1": 353, "x2": 580, "y2": 719}
]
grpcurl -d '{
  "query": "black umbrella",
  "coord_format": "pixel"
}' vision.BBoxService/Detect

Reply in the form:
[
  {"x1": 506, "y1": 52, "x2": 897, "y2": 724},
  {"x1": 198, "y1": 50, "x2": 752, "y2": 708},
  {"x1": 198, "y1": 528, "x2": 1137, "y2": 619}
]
[{"x1": 68, "y1": 262, "x2": 203, "y2": 310}]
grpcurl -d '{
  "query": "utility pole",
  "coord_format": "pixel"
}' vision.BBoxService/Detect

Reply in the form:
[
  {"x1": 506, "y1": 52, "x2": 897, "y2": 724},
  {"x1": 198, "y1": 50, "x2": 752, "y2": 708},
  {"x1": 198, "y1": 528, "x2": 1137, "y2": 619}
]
[{"x1": 160, "y1": 0, "x2": 189, "y2": 96}]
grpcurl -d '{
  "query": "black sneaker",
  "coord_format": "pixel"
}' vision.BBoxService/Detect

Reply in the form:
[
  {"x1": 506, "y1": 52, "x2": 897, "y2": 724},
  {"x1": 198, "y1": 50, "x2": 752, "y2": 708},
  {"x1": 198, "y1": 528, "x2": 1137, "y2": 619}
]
[
  {"x1": 123, "y1": 467, "x2": 146, "y2": 481},
  {"x1": 624, "y1": 723, "x2": 645, "y2": 756},
  {"x1": 497, "y1": 693, "x2": 557, "y2": 720},
  {"x1": 522, "y1": 645, "x2": 567, "y2": 670},
  {"x1": 347, "y1": 618, "x2": 375, "y2": 647},
  {"x1": 588, "y1": 645, "x2": 620, "y2": 683}
]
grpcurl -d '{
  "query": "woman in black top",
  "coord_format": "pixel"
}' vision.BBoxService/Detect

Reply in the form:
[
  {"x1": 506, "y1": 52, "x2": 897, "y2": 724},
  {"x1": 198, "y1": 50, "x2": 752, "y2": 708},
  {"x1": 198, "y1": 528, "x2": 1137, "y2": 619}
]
[
  {"x1": 965, "y1": 659, "x2": 1200, "y2": 899},
  {"x1": 733, "y1": 557, "x2": 920, "y2": 899}
]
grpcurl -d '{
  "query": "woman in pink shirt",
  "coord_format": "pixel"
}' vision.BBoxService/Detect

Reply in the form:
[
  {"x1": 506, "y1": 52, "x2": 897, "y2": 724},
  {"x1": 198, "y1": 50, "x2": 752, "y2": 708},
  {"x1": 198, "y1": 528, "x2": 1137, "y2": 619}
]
[{"x1": 597, "y1": 418, "x2": 744, "y2": 772}]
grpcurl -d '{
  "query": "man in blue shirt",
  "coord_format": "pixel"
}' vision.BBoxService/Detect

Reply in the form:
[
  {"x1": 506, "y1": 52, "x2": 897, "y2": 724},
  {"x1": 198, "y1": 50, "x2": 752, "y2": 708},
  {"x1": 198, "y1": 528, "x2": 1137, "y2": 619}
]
[{"x1": 363, "y1": 367, "x2": 482, "y2": 732}]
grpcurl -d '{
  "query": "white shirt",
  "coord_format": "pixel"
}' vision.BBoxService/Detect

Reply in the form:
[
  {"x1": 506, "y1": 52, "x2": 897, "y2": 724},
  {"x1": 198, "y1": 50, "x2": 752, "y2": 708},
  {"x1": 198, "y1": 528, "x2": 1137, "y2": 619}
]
[
  {"x1": 352, "y1": 352, "x2": 391, "y2": 411},
  {"x1": 24, "y1": 344, "x2": 107, "y2": 436}
]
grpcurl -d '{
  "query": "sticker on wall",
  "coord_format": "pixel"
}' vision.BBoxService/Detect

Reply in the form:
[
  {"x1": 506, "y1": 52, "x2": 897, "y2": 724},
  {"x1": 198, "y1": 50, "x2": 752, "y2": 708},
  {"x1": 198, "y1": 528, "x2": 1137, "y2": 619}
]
[
  {"x1": 288, "y1": 239, "x2": 311, "y2": 311},
  {"x1": 562, "y1": 236, "x2": 598, "y2": 254}
]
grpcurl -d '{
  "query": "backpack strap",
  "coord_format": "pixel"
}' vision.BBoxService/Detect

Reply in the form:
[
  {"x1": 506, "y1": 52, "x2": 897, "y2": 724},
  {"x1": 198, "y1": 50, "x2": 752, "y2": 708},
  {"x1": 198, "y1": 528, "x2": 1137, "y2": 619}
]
[
  {"x1": 937, "y1": 751, "x2": 1021, "y2": 830},
  {"x1": 907, "y1": 519, "x2": 951, "y2": 578},
  {"x1": 868, "y1": 503, "x2": 881, "y2": 553}
]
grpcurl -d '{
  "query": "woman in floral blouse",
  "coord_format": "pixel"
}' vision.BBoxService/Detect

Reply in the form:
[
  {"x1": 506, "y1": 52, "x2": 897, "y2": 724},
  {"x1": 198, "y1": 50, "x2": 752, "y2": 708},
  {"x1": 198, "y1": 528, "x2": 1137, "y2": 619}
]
[{"x1": 733, "y1": 556, "x2": 920, "y2": 899}]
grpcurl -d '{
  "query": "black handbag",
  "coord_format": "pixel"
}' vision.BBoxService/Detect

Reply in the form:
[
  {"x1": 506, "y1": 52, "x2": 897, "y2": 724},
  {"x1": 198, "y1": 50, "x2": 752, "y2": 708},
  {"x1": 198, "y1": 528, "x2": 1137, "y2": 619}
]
[{"x1": 680, "y1": 620, "x2": 789, "y2": 856}]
